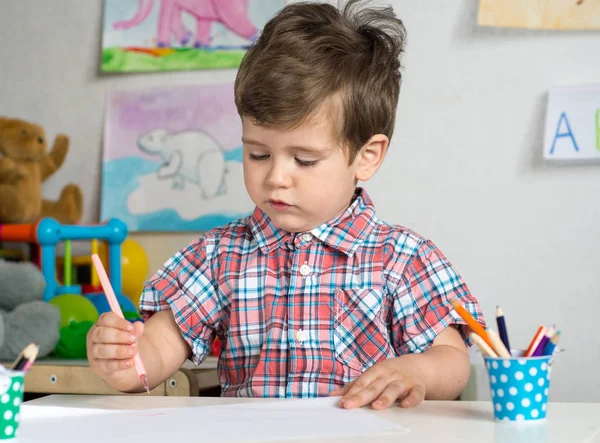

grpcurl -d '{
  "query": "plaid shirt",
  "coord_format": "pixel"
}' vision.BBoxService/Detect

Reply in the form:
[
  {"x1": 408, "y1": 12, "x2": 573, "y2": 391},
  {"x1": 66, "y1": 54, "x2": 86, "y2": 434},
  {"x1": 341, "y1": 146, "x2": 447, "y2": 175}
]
[{"x1": 140, "y1": 188, "x2": 485, "y2": 398}]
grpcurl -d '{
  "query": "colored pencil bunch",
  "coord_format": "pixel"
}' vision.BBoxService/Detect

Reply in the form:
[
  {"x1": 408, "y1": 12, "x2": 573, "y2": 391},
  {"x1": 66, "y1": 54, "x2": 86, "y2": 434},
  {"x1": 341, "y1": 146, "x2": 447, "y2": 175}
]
[
  {"x1": 450, "y1": 300, "x2": 561, "y2": 358},
  {"x1": 523, "y1": 324, "x2": 560, "y2": 357}
]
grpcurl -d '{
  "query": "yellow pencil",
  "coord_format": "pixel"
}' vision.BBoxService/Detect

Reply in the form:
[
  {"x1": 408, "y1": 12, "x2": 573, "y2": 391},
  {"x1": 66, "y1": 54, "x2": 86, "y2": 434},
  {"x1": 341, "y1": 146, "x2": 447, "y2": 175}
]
[
  {"x1": 470, "y1": 332, "x2": 498, "y2": 358},
  {"x1": 91, "y1": 239, "x2": 99, "y2": 286},
  {"x1": 487, "y1": 329, "x2": 512, "y2": 358}
]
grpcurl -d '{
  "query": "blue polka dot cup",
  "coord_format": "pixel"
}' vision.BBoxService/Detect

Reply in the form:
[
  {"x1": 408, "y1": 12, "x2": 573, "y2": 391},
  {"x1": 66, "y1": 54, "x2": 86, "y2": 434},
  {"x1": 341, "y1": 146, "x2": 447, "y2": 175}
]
[
  {"x1": 0, "y1": 368, "x2": 24, "y2": 440},
  {"x1": 484, "y1": 351, "x2": 553, "y2": 422}
]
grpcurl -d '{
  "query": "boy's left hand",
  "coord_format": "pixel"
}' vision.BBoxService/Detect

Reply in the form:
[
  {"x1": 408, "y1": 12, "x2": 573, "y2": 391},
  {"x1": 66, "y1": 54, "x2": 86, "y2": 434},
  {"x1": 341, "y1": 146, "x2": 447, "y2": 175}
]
[{"x1": 329, "y1": 358, "x2": 426, "y2": 410}]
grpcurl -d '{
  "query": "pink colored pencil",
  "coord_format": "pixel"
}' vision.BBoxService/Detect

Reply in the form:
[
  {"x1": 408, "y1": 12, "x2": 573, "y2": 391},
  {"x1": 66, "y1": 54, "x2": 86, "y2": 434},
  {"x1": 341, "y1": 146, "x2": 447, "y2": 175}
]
[{"x1": 91, "y1": 254, "x2": 150, "y2": 393}]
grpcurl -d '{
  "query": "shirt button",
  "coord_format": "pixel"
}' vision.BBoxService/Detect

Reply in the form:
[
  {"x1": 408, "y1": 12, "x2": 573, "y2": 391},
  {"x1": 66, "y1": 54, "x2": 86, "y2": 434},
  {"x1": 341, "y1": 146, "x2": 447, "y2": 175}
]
[
  {"x1": 295, "y1": 329, "x2": 307, "y2": 342},
  {"x1": 302, "y1": 233, "x2": 312, "y2": 242},
  {"x1": 299, "y1": 264, "x2": 312, "y2": 276}
]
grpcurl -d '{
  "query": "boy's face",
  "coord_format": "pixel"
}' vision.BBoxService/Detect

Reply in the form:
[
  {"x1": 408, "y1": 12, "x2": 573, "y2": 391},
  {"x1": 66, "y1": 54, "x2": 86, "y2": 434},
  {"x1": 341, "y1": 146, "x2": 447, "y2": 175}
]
[{"x1": 241, "y1": 110, "x2": 386, "y2": 233}]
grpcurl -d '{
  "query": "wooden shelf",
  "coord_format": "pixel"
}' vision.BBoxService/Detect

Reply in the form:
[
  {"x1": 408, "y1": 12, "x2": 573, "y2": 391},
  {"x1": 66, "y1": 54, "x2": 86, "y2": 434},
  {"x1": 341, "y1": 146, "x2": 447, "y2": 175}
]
[{"x1": 1, "y1": 357, "x2": 219, "y2": 397}]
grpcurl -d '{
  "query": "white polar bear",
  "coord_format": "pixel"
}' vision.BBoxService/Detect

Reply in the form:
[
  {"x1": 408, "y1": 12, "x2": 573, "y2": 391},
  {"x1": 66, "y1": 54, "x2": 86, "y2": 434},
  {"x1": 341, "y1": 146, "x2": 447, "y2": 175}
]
[{"x1": 137, "y1": 129, "x2": 226, "y2": 199}]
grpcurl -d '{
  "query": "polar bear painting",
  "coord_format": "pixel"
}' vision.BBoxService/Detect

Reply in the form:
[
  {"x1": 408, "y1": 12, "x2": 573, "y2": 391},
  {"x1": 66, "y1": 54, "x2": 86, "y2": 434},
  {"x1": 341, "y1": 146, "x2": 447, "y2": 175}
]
[
  {"x1": 137, "y1": 128, "x2": 226, "y2": 199},
  {"x1": 102, "y1": 82, "x2": 254, "y2": 232}
]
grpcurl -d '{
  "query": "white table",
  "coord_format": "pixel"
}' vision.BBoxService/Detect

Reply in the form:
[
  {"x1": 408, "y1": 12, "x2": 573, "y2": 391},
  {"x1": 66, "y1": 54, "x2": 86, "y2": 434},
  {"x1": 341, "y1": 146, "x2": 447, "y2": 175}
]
[{"x1": 21, "y1": 395, "x2": 600, "y2": 442}]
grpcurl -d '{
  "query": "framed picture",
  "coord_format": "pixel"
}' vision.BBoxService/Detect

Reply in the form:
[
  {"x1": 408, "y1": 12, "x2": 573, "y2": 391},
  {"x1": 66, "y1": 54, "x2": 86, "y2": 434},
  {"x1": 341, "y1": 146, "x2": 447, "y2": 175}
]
[
  {"x1": 478, "y1": 0, "x2": 600, "y2": 30},
  {"x1": 101, "y1": 0, "x2": 286, "y2": 72},
  {"x1": 101, "y1": 83, "x2": 254, "y2": 231}
]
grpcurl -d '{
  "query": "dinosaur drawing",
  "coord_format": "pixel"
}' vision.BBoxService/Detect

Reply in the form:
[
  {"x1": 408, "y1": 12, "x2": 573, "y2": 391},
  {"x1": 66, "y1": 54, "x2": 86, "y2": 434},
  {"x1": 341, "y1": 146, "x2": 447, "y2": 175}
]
[{"x1": 113, "y1": 0, "x2": 258, "y2": 48}]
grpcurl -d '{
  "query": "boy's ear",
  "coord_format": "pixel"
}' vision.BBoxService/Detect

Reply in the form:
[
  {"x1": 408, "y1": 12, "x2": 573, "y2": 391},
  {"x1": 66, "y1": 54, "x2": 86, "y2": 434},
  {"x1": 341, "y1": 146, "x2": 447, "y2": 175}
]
[{"x1": 354, "y1": 134, "x2": 388, "y2": 181}]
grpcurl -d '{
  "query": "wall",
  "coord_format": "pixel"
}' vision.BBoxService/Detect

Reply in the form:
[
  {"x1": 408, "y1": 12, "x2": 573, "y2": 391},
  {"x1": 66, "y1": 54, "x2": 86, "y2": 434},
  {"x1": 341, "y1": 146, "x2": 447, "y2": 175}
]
[{"x1": 1, "y1": 0, "x2": 598, "y2": 401}]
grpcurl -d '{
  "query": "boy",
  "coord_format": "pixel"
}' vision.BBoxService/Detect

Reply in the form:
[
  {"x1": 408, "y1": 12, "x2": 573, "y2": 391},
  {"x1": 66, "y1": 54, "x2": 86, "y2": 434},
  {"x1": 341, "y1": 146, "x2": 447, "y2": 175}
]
[{"x1": 87, "y1": 0, "x2": 485, "y2": 410}]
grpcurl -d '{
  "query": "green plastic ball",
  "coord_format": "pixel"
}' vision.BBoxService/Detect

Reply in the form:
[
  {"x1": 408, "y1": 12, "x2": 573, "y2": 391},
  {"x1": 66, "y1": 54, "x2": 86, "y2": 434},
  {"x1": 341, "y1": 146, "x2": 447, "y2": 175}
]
[
  {"x1": 48, "y1": 294, "x2": 99, "y2": 328},
  {"x1": 52, "y1": 321, "x2": 94, "y2": 359}
]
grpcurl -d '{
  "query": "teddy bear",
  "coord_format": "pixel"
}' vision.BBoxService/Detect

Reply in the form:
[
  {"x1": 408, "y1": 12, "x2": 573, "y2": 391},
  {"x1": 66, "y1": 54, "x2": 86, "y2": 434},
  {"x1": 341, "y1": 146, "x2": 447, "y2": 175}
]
[
  {"x1": 0, "y1": 260, "x2": 60, "y2": 360},
  {"x1": 0, "y1": 117, "x2": 83, "y2": 224}
]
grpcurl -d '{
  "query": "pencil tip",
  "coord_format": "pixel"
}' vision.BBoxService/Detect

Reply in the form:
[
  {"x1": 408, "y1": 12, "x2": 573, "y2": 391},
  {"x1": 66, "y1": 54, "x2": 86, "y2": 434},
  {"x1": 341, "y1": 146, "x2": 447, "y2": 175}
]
[
  {"x1": 496, "y1": 305, "x2": 503, "y2": 316},
  {"x1": 140, "y1": 375, "x2": 150, "y2": 393}
]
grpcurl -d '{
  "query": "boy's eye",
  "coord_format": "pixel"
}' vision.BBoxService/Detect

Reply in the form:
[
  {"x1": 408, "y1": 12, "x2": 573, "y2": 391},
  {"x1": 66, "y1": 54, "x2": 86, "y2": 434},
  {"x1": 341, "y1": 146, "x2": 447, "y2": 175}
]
[
  {"x1": 296, "y1": 158, "x2": 318, "y2": 167},
  {"x1": 249, "y1": 153, "x2": 269, "y2": 161}
]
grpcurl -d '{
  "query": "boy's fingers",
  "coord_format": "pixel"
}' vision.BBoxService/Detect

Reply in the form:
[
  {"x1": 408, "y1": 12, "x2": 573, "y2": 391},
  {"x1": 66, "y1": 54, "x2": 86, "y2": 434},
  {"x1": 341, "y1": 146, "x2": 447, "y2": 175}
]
[
  {"x1": 400, "y1": 384, "x2": 425, "y2": 408},
  {"x1": 91, "y1": 343, "x2": 136, "y2": 360},
  {"x1": 100, "y1": 358, "x2": 134, "y2": 373},
  {"x1": 371, "y1": 380, "x2": 406, "y2": 409},
  {"x1": 93, "y1": 326, "x2": 137, "y2": 345},
  {"x1": 341, "y1": 370, "x2": 379, "y2": 400},
  {"x1": 132, "y1": 321, "x2": 144, "y2": 338},
  {"x1": 98, "y1": 312, "x2": 134, "y2": 332},
  {"x1": 330, "y1": 380, "x2": 354, "y2": 397},
  {"x1": 341, "y1": 376, "x2": 388, "y2": 409},
  {"x1": 329, "y1": 387, "x2": 345, "y2": 397}
]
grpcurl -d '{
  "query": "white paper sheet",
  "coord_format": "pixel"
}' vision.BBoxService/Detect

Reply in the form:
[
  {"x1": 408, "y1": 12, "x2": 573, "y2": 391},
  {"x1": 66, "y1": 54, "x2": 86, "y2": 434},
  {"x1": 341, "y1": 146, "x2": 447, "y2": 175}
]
[
  {"x1": 19, "y1": 397, "x2": 408, "y2": 442},
  {"x1": 19, "y1": 405, "x2": 118, "y2": 421}
]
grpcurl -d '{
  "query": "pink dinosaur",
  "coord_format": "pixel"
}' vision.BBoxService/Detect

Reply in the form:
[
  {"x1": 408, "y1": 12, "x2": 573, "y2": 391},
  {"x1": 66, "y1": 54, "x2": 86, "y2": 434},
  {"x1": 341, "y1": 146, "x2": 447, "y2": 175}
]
[{"x1": 113, "y1": 0, "x2": 258, "y2": 48}]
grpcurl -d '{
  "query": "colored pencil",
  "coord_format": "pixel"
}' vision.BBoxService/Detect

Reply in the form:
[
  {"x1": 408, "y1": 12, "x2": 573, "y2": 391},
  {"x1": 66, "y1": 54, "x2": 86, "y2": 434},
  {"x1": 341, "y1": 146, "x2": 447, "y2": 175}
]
[
  {"x1": 91, "y1": 254, "x2": 150, "y2": 393},
  {"x1": 532, "y1": 327, "x2": 555, "y2": 357},
  {"x1": 542, "y1": 330, "x2": 560, "y2": 356},
  {"x1": 11, "y1": 343, "x2": 39, "y2": 372},
  {"x1": 471, "y1": 332, "x2": 498, "y2": 358},
  {"x1": 495, "y1": 306, "x2": 511, "y2": 356},
  {"x1": 525, "y1": 326, "x2": 547, "y2": 357},
  {"x1": 487, "y1": 329, "x2": 511, "y2": 358},
  {"x1": 450, "y1": 299, "x2": 495, "y2": 350}
]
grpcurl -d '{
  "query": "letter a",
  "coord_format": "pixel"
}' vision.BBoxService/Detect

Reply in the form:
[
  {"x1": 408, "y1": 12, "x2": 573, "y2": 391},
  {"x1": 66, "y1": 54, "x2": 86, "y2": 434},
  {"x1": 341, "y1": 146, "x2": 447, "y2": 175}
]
[{"x1": 549, "y1": 112, "x2": 579, "y2": 154}]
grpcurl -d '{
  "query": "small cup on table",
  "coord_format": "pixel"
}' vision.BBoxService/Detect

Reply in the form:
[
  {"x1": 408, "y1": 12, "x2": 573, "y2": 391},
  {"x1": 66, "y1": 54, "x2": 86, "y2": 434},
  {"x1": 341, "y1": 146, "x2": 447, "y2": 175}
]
[
  {"x1": 0, "y1": 367, "x2": 25, "y2": 440},
  {"x1": 483, "y1": 349, "x2": 556, "y2": 422}
]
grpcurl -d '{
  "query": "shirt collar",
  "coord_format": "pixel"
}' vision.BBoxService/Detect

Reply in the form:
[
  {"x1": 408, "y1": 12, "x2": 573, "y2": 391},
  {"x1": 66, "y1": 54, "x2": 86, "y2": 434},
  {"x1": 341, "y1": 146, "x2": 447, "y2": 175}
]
[{"x1": 250, "y1": 187, "x2": 377, "y2": 256}]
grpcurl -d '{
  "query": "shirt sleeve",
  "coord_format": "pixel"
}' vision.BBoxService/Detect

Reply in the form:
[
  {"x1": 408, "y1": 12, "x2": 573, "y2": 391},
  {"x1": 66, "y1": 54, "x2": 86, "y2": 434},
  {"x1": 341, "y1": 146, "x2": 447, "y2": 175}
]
[
  {"x1": 139, "y1": 236, "x2": 221, "y2": 366},
  {"x1": 391, "y1": 239, "x2": 485, "y2": 355}
]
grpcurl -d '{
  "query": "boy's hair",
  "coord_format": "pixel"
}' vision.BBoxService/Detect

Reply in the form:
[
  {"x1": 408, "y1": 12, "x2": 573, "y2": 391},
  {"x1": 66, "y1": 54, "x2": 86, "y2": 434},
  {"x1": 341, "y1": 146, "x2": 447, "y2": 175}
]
[{"x1": 234, "y1": 0, "x2": 406, "y2": 163}]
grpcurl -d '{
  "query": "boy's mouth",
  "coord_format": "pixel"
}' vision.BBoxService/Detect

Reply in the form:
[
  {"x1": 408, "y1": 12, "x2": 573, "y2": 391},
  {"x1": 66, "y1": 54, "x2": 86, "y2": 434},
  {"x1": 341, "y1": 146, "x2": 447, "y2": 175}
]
[{"x1": 268, "y1": 199, "x2": 291, "y2": 211}]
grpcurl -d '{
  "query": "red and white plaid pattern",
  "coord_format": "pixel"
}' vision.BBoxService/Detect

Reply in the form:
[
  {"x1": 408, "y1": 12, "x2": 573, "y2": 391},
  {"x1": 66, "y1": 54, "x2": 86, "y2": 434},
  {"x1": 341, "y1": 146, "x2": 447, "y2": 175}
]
[{"x1": 140, "y1": 188, "x2": 485, "y2": 397}]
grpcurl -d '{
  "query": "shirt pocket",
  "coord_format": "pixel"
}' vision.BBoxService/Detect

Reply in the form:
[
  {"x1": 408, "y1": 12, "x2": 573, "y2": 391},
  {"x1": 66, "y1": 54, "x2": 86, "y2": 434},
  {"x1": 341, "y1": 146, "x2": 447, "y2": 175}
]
[{"x1": 333, "y1": 288, "x2": 391, "y2": 372}]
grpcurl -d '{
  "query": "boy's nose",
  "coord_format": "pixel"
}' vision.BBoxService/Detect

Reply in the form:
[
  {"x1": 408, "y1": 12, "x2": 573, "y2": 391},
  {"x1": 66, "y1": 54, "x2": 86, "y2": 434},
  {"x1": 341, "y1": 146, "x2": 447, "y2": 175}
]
[{"x1": 265, "y1": 163, "x2": 291, "y2": 188}]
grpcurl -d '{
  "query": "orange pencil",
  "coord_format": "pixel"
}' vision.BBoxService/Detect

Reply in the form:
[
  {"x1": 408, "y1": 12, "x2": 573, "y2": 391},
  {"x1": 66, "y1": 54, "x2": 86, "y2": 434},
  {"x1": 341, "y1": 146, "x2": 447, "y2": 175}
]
[
  {"x1": 525, "y1": 326, "x2": 547, "y2": 357},
  {"x1": 449, "y1": 299, "x2": 494, "y2": 350}
]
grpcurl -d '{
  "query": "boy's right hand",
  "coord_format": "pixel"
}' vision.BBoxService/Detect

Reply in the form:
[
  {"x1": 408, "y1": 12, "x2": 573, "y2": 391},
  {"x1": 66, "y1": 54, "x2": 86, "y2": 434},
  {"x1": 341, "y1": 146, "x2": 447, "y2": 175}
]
[{"x1": 87, "y1": 312, "x2": 145, "y2": 381}]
